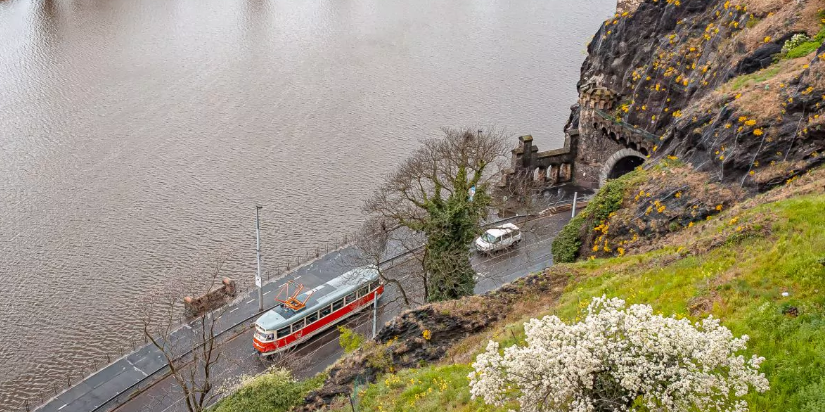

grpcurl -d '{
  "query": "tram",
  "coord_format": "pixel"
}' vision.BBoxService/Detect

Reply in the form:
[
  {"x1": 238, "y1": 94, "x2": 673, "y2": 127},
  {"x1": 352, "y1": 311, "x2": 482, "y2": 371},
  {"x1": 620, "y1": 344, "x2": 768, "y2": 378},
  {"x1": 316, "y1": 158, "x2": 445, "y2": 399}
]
[{"x1": 253, "y1": 265, "x2": 384, "y2": 356}]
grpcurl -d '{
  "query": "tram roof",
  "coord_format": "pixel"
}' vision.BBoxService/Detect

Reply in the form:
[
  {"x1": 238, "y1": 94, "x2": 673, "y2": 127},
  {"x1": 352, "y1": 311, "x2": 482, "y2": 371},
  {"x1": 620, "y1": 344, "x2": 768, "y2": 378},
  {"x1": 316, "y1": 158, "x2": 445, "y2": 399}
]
[{"x1": 255, "y1": 265, "x2": 379, "y2": 331}]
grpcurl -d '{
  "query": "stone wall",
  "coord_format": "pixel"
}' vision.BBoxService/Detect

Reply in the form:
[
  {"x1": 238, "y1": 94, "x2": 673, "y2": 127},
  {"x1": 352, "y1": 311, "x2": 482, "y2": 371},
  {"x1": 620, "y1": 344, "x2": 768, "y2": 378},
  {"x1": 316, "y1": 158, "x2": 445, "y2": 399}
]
[
  {"x1": 500, "y1": 83, "x2": 655, "y2": 190},
  {"x1": 498, "y1": 134, "x2": 576, "y2": 193},
  {"x1": 183, "y1": 277, "x2": 237, "y2": 318}
]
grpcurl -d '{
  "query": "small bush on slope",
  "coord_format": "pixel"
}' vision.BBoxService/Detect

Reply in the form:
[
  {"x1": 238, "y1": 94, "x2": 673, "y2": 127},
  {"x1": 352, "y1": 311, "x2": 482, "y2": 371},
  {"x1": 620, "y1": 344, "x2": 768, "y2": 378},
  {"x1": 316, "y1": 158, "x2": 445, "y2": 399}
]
[
  {"x1": 552, "y1": 171, "x2": 635, "y2": 263},
  {"x1": 338, "y1": 325, "x2": 366, "y2": 354},
  {"x1": 551, "y1": 214, "x2": 584, "y2": 263},
  {"x1": 213, "y1": 368, "x2": 324, "y2": 412}
]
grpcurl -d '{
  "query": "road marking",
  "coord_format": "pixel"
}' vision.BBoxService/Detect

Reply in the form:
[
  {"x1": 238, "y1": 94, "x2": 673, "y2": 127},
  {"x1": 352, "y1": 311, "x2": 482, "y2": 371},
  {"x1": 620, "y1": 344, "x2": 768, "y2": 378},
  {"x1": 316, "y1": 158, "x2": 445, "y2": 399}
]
[
  {"x1": 245, "y1": 299, "x2": 254, "y2": 304},
  {"x1": 263, "y1": 291, "x2": 271, "y2": 295},
  {"x1": 229, "y1": 308, "x2": 238, "y2": 313},
  {"x1": 159, "y1": 393, "x2": 186, "y2": 412},
  {"x1": 58, "y1": 405, "x2": 67, "y2": 410},
  {"x1": 294, "y1": 275, "x2": 301, "y2": 280},
  {"x1": 126, "y1": 359, "x2": 148, "y2": 377}
]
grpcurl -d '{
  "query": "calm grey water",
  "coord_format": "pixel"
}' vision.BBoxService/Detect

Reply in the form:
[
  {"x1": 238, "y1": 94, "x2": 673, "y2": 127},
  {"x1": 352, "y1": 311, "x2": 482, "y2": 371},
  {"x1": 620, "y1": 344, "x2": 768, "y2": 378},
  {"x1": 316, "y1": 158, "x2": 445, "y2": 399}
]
[{"x1": 0, "y1": 0, "x2": 613, "y2": 407}]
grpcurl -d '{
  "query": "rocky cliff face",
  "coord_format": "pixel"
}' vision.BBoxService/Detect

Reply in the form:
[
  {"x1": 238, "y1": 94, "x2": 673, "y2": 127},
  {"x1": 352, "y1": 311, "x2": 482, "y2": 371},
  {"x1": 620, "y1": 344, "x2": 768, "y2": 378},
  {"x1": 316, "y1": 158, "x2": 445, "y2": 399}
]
[
  {"x1": 575, "y1": 0, "x2": 824, "y2": 188},
  {"x1": 561, "y1": 0, "x2": 825, "y2": 260}
]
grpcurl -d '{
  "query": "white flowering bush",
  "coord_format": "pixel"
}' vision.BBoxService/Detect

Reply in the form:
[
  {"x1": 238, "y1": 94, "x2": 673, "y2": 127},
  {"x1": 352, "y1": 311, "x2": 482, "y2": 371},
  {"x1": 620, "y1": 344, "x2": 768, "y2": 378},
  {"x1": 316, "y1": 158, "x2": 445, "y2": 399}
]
[
  {"x1": 781, "y1": 33, "x2": 810, "y2": 54},
  {"x1": 469, "y1": 296, "x2": 769, "y2": 412}
]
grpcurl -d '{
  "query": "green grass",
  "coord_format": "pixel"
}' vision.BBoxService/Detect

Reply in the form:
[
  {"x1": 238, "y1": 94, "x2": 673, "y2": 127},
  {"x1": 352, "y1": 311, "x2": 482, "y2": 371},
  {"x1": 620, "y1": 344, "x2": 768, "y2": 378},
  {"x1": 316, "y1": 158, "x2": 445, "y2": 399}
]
[
  {"x1": 344, "y1": 192, "x2": 825, "y2": 411},
  {"x1": 730, "y1": 65, "x2": 782, "y2": 91},
  {"x1": 330, "y1": 364, "x2": 509, "y2": 412},
  {"x1": 786, "y1": 39, "x2": 822, "y2": 59}
]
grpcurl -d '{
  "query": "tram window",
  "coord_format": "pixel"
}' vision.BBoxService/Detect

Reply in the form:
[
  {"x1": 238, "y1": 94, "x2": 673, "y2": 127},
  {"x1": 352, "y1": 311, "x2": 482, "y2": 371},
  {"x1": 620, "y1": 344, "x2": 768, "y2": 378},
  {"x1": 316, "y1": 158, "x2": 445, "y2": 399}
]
[
  {"x1": 357, "y1": 286, "x2": 369, "y2": 298},
  {"x1": 291, "y1": 318, "x2": 305, "y2": 333},
  {"x1": 320, "y1": 305, "x2": 332, "y2": 318},
  {"x1": 276, "y1": 327, "x2": 290, "y2": 338},
  {"x1": 369, "y1": 281, "x2": 379, "y2": 291},
  {"x1": 332, "y1": 299, "x2": 344, "y2": 311},
  {"x1": 306, "y1": 311, "x2": 318, "y2": 324},
  {"x1": 345, "y1": 292, "x2": 357, "y2": 304}
]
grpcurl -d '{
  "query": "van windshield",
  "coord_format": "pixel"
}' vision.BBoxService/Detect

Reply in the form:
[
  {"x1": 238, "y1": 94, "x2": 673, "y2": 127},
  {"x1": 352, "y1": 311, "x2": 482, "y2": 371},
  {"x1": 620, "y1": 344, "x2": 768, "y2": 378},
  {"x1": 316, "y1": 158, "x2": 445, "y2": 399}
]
[{"x1": 481, "y1": 232, "x2": 499, "y2": 244}]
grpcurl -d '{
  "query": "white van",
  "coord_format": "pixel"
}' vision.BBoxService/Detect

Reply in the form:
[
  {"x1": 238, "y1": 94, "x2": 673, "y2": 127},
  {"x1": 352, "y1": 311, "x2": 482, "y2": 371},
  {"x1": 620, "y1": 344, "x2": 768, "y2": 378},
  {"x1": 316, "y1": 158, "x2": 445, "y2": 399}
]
[{"x1": 474, "y1": 223, "x2": 522, "y2": 255}]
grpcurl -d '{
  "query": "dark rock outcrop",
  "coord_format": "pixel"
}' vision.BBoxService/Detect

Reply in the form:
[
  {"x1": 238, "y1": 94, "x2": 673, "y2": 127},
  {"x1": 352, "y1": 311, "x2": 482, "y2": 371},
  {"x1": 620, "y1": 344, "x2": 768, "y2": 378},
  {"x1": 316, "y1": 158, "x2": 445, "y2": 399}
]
[
  {"x1": 733, "y1": 42, "x2": 783, "y2": 76},
  {"x1": 573, "y1": 0, "x2": 824, "y2": 189}
]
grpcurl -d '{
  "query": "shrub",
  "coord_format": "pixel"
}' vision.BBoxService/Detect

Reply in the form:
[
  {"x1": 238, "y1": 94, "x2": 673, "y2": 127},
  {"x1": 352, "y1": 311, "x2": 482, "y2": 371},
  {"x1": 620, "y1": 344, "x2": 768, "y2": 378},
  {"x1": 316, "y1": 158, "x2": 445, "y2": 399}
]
[
  {"x1": 469, "y1": 296, "x2": 769, "y2": 412},
  {"x1": 587, "y1": 177, "x2": 626, "y2": 223},
  {"x1": 364, "y1": 340, "x2": 394, "y2": 371},
  {"x1": 552, "y1": 215, "x2": 585, "y2": 263},
  {"x1": 552, "y1": 175, "x2": 629, "y2": 263},
  {"x1": 782, "y1": 34, "x2": 811, "y2": 54},
  {"x1": 214, "y1": 368, "x2": 325, "y2": 412},
  {"x1": 781, "y1": 29, "x2": 825, "y2": 59},
  {"x1": 337, "y1": 325, "x2": 365, "y2": 354},
  {"x1": 786, "y1": 41, "x2": 821, "y2": 59}
]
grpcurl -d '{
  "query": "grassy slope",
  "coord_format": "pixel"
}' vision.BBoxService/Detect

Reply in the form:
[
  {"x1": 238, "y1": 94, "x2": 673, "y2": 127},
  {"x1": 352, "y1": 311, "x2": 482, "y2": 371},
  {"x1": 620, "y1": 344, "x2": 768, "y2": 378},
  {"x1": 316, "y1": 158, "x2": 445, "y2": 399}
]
[
  {"x1": 328, "y1": 175, "x2": 825, "y2": 411},
  {"x1": 342, "y1": 364, "x2": 506, "y2": 412}
]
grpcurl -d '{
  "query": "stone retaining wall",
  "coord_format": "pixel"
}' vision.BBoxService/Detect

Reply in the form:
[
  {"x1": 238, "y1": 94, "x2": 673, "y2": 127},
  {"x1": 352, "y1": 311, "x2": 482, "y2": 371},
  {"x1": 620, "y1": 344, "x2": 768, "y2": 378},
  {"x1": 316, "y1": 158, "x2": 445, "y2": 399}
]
[{"x1": 183, "y1": 277, "x2": 237, "y2": 318}]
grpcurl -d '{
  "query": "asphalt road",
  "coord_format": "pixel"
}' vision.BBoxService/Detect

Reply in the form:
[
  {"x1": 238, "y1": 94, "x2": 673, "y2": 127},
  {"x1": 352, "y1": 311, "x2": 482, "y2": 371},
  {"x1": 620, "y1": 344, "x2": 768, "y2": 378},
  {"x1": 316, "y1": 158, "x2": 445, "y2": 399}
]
[{"x1": 35, "y1": 212, "x2": 572, "y2": 412}]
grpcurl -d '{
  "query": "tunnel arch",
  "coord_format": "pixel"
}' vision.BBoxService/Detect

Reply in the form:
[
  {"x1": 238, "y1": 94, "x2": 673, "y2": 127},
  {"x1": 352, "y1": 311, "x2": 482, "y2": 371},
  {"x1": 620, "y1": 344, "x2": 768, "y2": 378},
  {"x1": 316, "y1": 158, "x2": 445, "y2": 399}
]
[{"x1": 599, "y1": 148, "x2": 646, "y2": 187}]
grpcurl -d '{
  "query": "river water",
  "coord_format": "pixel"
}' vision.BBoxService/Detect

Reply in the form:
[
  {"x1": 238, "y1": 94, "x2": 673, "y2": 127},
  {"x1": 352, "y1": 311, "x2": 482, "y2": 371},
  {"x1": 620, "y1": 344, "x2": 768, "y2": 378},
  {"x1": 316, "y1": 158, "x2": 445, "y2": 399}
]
[{"x1": 0, "y1": 0, "x2": 613, "y2": 407}]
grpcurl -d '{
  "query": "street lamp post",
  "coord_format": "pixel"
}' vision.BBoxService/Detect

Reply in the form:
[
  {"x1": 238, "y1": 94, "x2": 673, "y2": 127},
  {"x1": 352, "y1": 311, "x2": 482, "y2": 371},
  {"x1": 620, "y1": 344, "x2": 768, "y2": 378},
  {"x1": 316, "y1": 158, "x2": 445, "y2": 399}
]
[
  {"x1": 255, "y1": 206, "x2": 263, "y2": 312},
  {"x1": 372, "y1": 297, "x2": 378, "y2": 339},
  {"x1": 571, "y1": 192, "x2": 578, "y2": 217}
]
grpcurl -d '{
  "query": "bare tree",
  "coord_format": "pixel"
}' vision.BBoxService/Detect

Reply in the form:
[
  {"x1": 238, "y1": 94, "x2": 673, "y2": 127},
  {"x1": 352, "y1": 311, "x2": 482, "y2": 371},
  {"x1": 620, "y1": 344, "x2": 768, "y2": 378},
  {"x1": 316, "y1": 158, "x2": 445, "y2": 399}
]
[
  {"x1": 350, "y1": 216, "x2": 427, "y2": 307},
  {"x1": 140, "y1": 258, "x2": 229, "y2": 412},
  {"x1": 364, "y1": 127, "x2": 508, "y2": 302}
]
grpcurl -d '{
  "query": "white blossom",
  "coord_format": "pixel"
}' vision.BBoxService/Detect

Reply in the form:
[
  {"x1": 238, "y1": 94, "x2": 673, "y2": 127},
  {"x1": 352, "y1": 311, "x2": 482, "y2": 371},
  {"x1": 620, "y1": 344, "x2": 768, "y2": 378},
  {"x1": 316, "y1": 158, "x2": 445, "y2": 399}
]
[{"x1": 469, "y1": 296, "x2": 769, "y2": 412}]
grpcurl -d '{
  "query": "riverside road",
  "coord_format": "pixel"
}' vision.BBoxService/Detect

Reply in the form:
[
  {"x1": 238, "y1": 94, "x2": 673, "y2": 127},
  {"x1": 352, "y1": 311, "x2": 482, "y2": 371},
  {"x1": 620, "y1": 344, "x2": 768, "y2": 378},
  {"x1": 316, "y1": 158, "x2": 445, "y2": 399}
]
[{"x1": 35, "y1": 212, "x2": 572, "y2": 412}]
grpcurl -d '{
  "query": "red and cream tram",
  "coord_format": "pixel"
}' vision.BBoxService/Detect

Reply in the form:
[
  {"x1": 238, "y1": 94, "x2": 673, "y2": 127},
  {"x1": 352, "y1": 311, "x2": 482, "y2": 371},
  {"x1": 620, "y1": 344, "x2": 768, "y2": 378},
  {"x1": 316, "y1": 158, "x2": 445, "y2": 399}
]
[{"x1": 253, "y1": 265, "x2": 384, "y2": 356}]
